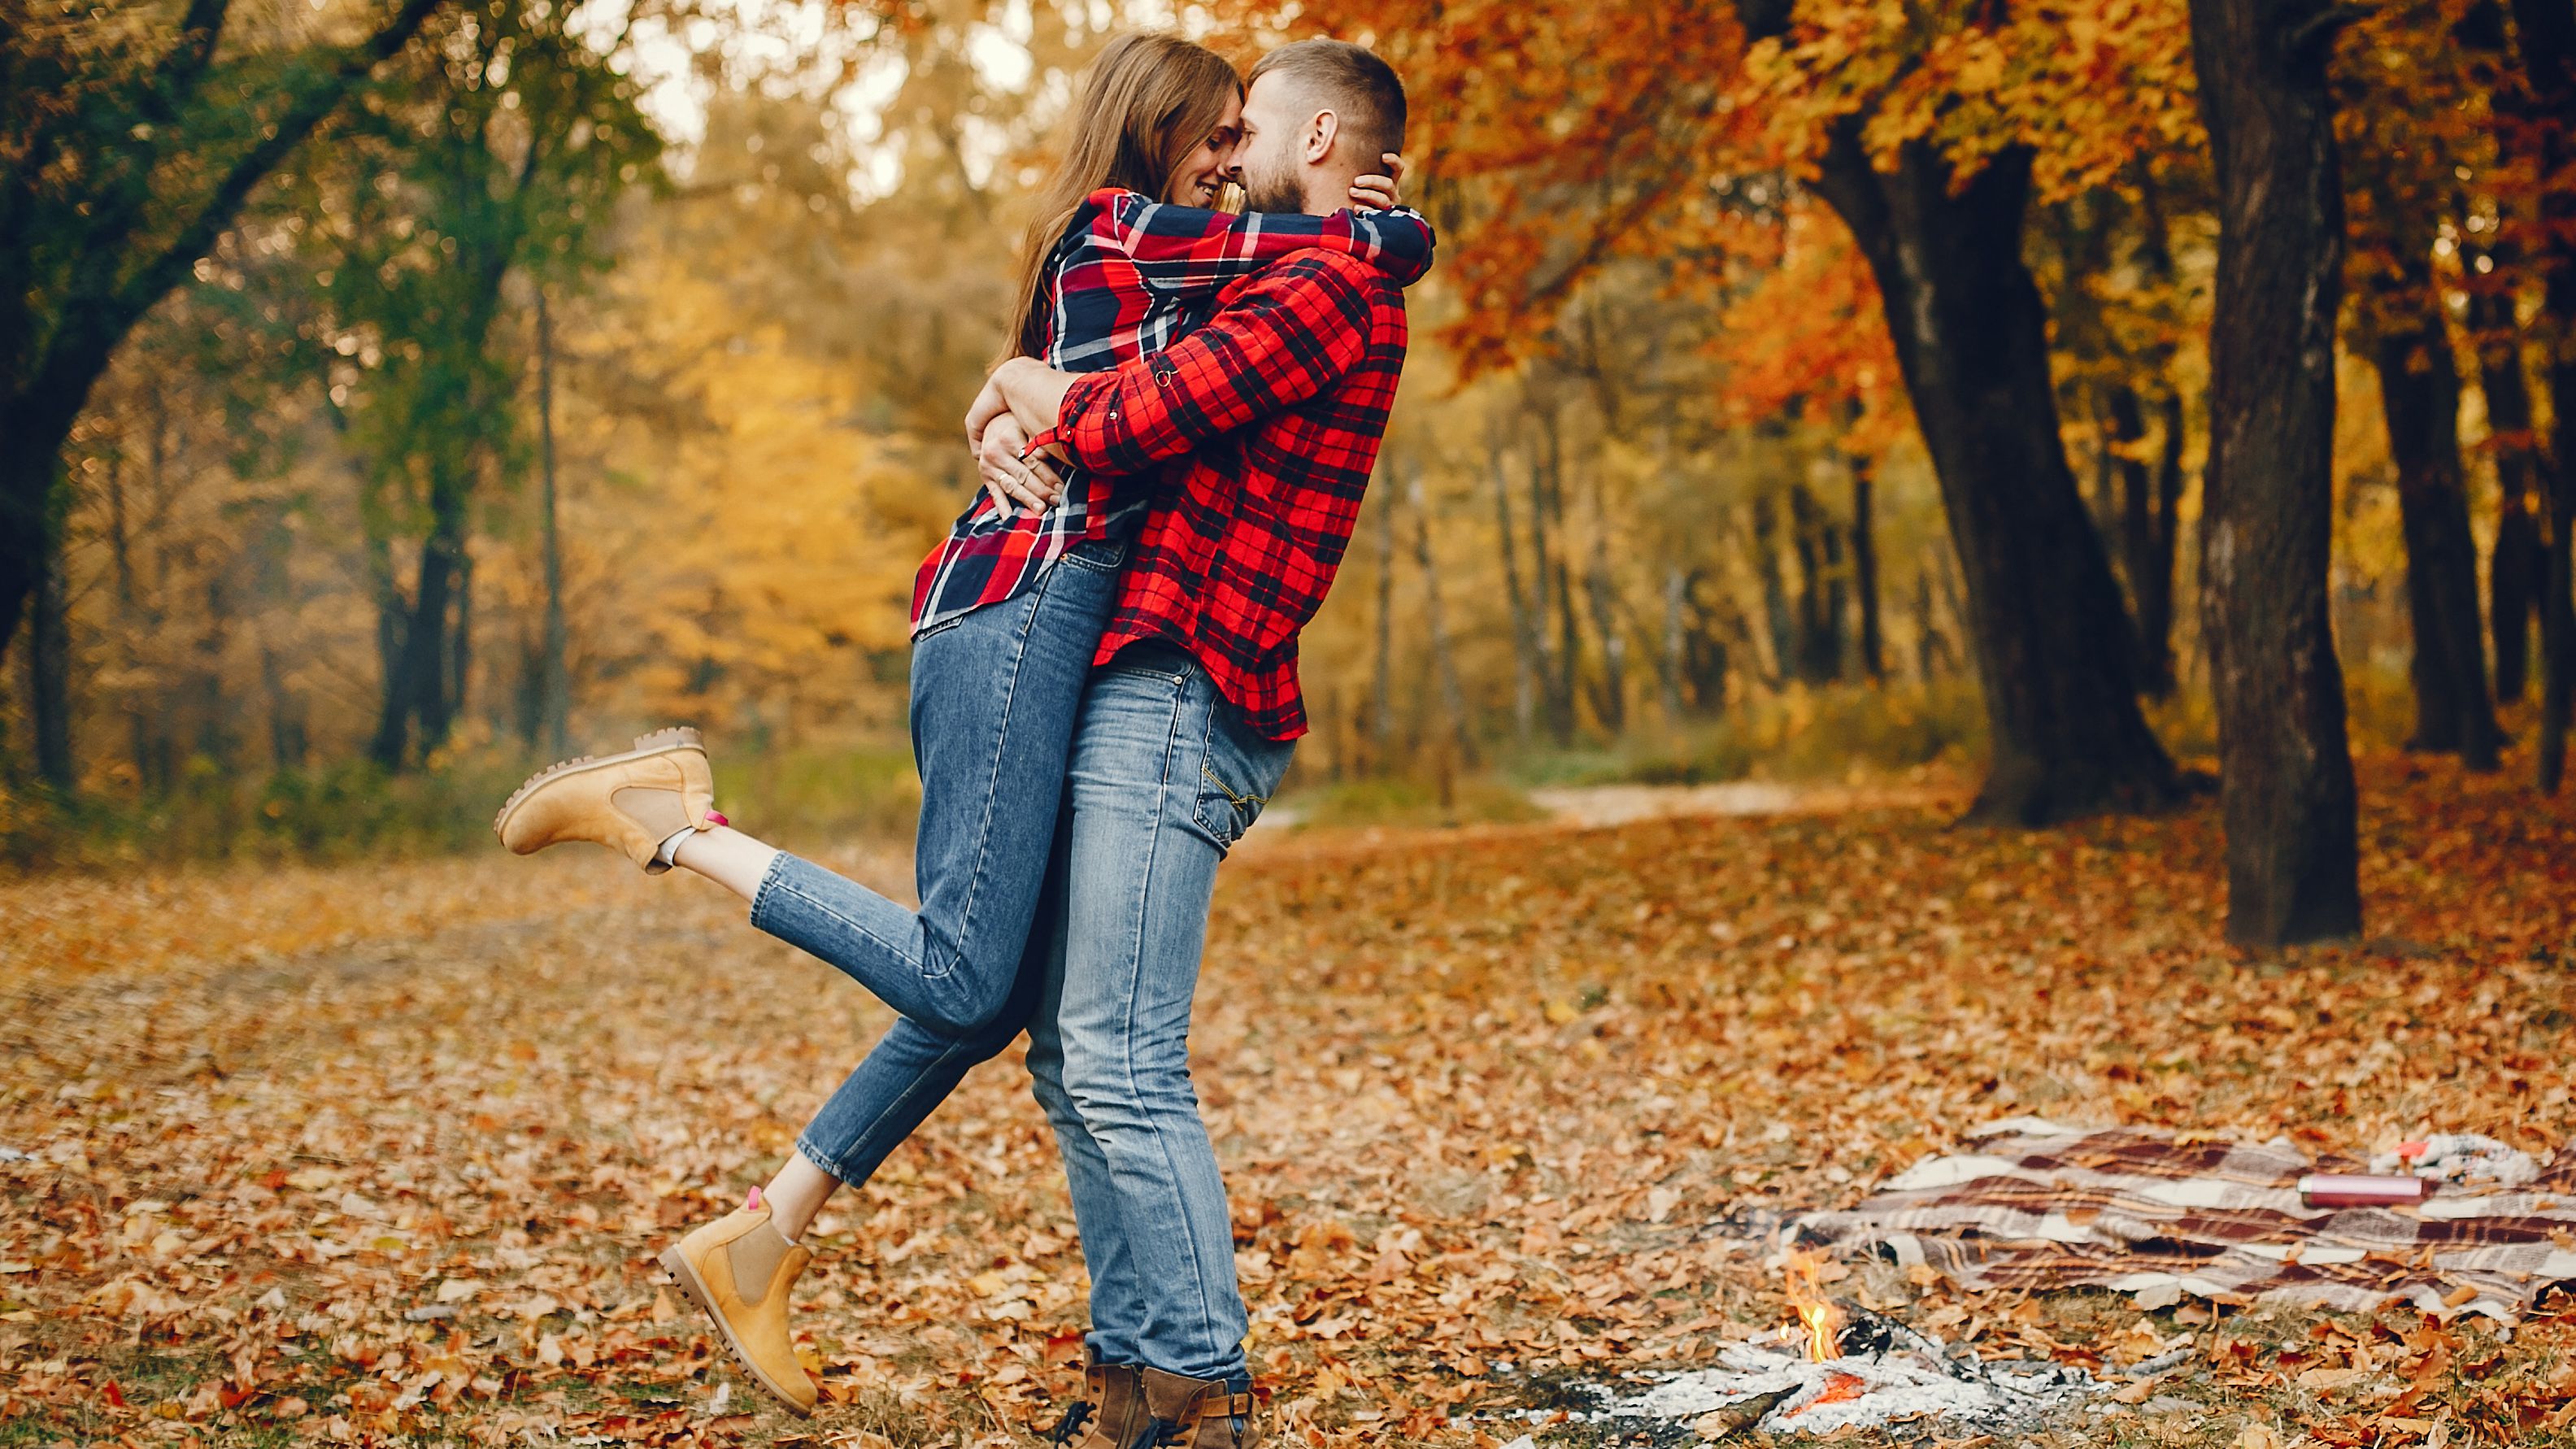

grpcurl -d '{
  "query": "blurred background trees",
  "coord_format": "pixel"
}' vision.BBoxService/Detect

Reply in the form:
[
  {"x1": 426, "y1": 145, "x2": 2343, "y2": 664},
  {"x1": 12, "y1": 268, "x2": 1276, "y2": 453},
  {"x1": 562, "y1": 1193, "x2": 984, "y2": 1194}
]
[{"x1": 6, "y1": 0, "x2": 2574, "y2": 945}]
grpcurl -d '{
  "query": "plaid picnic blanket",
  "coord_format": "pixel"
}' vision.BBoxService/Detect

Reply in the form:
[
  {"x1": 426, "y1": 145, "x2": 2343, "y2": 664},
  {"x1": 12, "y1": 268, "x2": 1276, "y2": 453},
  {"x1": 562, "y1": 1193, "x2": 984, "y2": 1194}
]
[{"x1": 1797, "y1": 1118, "x2": 2576, "y2": 1322}]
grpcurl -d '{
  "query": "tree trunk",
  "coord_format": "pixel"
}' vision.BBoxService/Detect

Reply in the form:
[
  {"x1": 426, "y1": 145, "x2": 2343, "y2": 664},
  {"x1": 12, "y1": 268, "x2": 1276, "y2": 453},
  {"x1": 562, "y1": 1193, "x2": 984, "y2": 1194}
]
[
  {"x1": 1660, "y1": 564, "x2": 1688, "y2": 724},
  {"x1": 1371, "y1": 483, "x2": 1396, "y2": 768},
  {"x1": 1586, "y1": 550, "x2": 1627, "y2": 733},
  {"x1": 2496, "y1": 486, "x2": 2548, "y2": 703},
  {"x1": 191, "y1": 571, "x2": 234, "y2": 771},
  {"x1": 1682, "y1": 571, "x2": 1733, "y2": 708},
  {"x1": 28, "y1": 500, "x2": 73, "y2": 793},
  {"x1": 0, "y1": 430, "x2": 50, "y2": 698},
  {"x1": 2362, "y1": 218, "x2": 2501, "y2": 768},
  {"x1": 2464, "y1": 4, "x2": 2552, "y2": 708},
  {"x1": 368, "y1": 480, "x2": 468, "y2": 769},
  {"x1": 1789, "y1": 485, "x2": 1824, "y2": 681},
  {"x1": 2090, "y1": 411, "x2": 2124, "y2": 546},
  {"x1": 1409, "y1": 463, "x2": 1477, "y2": 768},
  {"x1": 1799, "y1": 126, "x2": 2178, "y2": 820},
  {"x1": 536, "y1": 288, "x2": 571, "y2": 759},
  {"x1": 2512, "y1": 0, "x2": 2576, "y2": 791},
  {"x1": 1486, "y1": 443, "x2": 1539, "y2": 745},
  {"x1": 1791, "y1": 480, "x2": 1847, "y2": 683},
  {"x1": 1523, "y1": 415, "x2": 1576, "y2": 744},
  {"x1": 447, "y1": 543, "x2": 474, "y2": 733},
  {"x1": 1752, "y1": 491, "x2": 1795, "y2": 685},
  {"x1": 103, "y1": 448, "x2": 154, "y2": 792},
  {"x1": 1537, "y1": 411, "x2": 1582, "y2": 740},
  {"x1": 1851, "y1": 449, "x2": 1885, "y2": 681},
  {"x1": 2468, "y1": 252, "x2": 2546, "y2": 703},
  {"x1": 1912, "y1": 569, "x2": 1948, "y2": 681},
  {"x1": 2544, "y1": 440, "x2": 2576, "y2": 794},
  {"x1": 259, "y1": 637, "x2": 304, "y2": 771},
  {"x1": 2104, "y1": 384, "x2": 2154, "y2": 625},
  {"x1": 2131, "y1": 389, "x2": 2187, "y2": 697},
  {"x1": 2189, "y1": 0, "x2": 2362, "y2": 943}
]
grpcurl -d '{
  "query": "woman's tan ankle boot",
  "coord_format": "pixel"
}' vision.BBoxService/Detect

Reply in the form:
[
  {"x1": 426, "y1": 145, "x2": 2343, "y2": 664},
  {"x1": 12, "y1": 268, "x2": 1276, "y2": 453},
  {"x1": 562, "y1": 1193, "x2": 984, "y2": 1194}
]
[
  {"x1": 494, "y1": 728, "x2": 716, "y2": 872},
  {"x1": 658, "y1": 1197, "x2": 818, "y2": 1416}
]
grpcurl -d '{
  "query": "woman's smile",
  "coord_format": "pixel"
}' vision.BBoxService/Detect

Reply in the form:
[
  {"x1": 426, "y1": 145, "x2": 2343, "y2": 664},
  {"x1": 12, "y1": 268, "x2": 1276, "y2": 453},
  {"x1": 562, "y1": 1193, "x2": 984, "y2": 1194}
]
[{"x1": 1166, "y1": 97, "x2": 1243, "y2": 207}]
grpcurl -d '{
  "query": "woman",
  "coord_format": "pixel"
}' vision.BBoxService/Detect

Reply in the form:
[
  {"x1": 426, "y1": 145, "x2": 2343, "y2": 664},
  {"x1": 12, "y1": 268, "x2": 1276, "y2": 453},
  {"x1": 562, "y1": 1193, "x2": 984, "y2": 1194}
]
[{"x1": 492, "y1": 33, "x2": 1433, "y2": 1419}]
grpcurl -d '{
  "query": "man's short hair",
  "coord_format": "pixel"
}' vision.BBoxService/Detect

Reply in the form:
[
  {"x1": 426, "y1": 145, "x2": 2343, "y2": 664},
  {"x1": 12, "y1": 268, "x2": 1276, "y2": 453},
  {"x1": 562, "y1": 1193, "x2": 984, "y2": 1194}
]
[{"x1": 1247, "y1": 39, "x2": 1408, "y2": 163}]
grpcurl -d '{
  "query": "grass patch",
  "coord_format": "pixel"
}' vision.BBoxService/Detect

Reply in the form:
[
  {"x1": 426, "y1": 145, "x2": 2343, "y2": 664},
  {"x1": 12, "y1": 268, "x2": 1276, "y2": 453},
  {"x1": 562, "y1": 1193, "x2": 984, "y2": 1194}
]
[
  {"x1": 1288, "y1": 775, "x2": 1550, "y2": 830},
  {"x1": 1508, "y1": 679, "x2": 1985, "y2": 789},
  {"x1": 2, "y1": 740, "x2": 922, "y2": 872}
]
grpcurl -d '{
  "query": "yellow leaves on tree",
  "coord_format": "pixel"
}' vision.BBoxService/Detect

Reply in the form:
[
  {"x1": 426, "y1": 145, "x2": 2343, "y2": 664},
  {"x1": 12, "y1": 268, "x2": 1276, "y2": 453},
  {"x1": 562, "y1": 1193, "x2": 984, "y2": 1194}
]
[{"x1": 559, "y1": 235, "x2": 943, "y2": 742}]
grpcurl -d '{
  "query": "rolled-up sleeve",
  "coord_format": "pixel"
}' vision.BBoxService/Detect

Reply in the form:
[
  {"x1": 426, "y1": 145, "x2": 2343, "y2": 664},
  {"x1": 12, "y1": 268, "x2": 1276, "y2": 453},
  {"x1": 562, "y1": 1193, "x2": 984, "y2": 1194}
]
[{"x1": 1047, "y1": 255, "x2": 1377, "y2": 476}]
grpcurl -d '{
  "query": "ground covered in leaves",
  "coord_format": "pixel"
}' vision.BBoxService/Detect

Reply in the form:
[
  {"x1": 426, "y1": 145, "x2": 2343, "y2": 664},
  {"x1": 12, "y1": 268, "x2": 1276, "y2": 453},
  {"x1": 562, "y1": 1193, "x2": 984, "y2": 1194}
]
[{"x1": 3, "y1": 757, "x2": 2573, "y2": 1448}]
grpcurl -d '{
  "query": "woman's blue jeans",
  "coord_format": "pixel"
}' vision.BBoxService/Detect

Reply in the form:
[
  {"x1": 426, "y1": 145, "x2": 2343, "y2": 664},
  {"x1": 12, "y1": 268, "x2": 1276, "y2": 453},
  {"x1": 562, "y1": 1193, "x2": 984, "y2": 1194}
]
[
  {"x1": 770, "y1": 642, "x2": 1295, "y2": 1386},
  {"x1": 746, "y1": 537, "x2": 1123, "y2": 1037}
]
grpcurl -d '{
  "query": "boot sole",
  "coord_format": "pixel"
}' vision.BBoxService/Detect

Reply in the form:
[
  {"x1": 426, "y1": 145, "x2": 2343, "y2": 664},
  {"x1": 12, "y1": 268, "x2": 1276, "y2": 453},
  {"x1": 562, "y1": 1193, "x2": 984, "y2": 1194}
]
[
  {"x1": 492, "y1": 727, "x2": 707, "y2": 843},
  {"x1": 658, "y1": 1245, "x2": 816, "y2": 1418}
]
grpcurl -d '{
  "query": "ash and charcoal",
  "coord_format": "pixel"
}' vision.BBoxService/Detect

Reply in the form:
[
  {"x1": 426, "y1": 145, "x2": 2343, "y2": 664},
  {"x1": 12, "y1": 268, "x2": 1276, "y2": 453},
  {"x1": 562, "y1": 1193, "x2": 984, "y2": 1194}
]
[{"x1": 1521, "y1": 1303, "x2": 2116, "y2": 1442}]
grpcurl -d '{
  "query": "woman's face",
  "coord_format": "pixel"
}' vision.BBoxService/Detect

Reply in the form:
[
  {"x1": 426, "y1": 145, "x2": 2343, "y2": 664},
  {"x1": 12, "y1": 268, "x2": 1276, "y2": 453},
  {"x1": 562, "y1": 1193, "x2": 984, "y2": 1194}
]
[{"x1": 1163, "y1": 91, "x2": 1245, "y2": 207}]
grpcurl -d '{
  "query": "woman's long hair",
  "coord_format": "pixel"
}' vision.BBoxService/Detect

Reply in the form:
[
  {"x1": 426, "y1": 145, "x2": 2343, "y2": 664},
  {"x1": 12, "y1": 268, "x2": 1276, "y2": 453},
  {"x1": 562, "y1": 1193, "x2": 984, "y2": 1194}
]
[{"x1": 1003, "y1": 33, "x2": 1242, "y2": 361}]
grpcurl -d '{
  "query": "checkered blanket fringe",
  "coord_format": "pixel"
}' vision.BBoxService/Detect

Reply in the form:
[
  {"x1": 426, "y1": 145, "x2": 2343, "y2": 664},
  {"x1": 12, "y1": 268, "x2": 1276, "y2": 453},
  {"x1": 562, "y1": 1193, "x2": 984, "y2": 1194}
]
[{"x1": 1795, "y1": 1119, "x2": 2576, "y2": 1323}]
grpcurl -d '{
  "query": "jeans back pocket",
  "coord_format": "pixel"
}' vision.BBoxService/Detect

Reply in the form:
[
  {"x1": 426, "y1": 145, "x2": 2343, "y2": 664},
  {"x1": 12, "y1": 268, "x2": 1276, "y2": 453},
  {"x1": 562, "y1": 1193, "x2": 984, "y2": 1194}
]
[{"x1": 1194, "y1": 712, "x2": 1295, "y2": 852}]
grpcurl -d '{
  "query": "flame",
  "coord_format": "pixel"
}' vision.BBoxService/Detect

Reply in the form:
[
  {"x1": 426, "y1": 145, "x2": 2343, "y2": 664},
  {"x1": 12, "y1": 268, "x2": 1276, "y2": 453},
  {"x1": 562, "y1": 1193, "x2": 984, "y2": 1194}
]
[
  {"x1": 1796, "y1": 1297, "x2": 1845, "y2": 1363},
  {"x1": 1783, "y1": 1249, "x2": 1845, "y2": 1362}
]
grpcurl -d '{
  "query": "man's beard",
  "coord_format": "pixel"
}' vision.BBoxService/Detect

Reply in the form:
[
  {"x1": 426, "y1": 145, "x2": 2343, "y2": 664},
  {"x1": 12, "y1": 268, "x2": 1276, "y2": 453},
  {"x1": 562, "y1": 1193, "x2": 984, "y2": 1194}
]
[{"x1": 1238, "y1": 150, "x2": 1304, "y2": 213}]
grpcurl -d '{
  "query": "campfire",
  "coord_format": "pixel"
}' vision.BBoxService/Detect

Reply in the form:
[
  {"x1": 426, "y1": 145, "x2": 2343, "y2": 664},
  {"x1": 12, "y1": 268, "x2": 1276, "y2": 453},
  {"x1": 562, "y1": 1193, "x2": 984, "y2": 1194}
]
[{"x1": 1530, "y1": 1251, "x2": 2117, "y2": 1440}]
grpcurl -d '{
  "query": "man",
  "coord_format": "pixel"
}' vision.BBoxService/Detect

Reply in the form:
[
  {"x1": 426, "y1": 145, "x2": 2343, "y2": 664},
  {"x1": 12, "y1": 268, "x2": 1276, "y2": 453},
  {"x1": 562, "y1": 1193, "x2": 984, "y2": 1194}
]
[
  {"x1": 667, "y1": 39, "x2": 1412, "y2": 1449},
  {"x1": 959, "y1": 42, "x2": 1414, "y2": 1449}
]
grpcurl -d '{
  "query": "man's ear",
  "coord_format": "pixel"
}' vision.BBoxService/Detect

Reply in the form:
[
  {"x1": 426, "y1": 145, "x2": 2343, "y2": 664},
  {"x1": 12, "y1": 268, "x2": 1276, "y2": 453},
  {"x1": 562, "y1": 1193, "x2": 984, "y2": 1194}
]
[{"x1": 1304, "y1": 109, "x2": 1340, "y2": 164}]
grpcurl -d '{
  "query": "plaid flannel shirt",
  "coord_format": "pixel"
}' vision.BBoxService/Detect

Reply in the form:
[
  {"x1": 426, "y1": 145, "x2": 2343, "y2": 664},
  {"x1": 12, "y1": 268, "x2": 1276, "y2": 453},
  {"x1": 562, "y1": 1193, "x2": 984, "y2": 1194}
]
[
  {"x1": 1046, "y1": 250, "x2": 1410, "y2": 739},
  {"x1": 908, "y1": 189, "x2": 1432, "y2": 635}
]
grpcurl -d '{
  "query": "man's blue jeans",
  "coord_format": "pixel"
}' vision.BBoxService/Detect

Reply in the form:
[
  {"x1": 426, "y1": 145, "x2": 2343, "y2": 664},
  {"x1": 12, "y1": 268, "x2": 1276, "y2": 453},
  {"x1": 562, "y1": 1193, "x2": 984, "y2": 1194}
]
[
  {"x1": 781, "y1": 642, "x2": 1295, "y2": 1386},
  {"x1": 746, "y1": 537, "x2": 1121, "y2": 1037}
]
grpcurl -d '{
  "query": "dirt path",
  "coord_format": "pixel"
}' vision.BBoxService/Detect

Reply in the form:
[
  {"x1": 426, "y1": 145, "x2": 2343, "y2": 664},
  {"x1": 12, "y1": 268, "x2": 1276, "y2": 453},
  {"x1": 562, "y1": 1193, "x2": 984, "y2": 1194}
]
[{"x1": 1521, "y1": 778, "x2": 1967, "y2": 829}]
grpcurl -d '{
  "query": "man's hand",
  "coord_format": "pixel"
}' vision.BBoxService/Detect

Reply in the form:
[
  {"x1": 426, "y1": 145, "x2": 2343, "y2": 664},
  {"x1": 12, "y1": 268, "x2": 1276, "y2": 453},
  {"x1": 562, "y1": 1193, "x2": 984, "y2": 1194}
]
[
  {"x1": 1348, "y1": 153, "x2": 1408, "y2": 210},
  {"x1": 965, "y1": 369, "x2": 1012, "y2": 455},
  {"x1": 973, "y1": 356, "x2": 1078, "y2": 440},
  {"x1": 975, "y1": 413, "x2": 1067, "y2": 519}
]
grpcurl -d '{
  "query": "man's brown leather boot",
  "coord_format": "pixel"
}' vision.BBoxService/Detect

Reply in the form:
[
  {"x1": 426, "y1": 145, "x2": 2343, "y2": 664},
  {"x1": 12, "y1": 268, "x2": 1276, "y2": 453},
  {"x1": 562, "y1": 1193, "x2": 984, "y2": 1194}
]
[
  {"x1": 1136, "y1": 1367, "x2": 1260, "y2": 1449},
  {"x1": 494, "y1": 727, "x2": 717, "y2": 872},
  {"x1": 1044, "y1": 1354, "x2": 1147, "y2": 1448}
]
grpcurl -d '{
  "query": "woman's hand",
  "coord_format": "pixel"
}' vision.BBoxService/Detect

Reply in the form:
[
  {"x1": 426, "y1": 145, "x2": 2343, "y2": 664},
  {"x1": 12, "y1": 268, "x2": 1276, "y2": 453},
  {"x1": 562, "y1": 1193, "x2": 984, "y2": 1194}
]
[
  {"x1": 1349, "y1": 153, "x2": 1408, "y2": 210},
  {"x1": 977, "y1": 413, "x2": 1066, "y2": 519}
]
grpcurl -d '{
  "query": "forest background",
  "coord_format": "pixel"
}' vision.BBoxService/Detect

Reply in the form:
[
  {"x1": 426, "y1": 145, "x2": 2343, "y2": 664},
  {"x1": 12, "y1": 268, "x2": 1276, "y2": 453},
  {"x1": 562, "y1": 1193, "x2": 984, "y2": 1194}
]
[{"x1": 6, "y1": 0, "x2": 2575, "y2": 922}]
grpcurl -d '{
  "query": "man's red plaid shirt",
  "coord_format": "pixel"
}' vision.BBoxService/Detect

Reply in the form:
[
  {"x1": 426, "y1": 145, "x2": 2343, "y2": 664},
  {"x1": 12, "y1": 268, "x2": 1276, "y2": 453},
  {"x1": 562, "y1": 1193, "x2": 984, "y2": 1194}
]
[{"x1": 1045, "y1": 250, "x2": 1409, "y2": 740}]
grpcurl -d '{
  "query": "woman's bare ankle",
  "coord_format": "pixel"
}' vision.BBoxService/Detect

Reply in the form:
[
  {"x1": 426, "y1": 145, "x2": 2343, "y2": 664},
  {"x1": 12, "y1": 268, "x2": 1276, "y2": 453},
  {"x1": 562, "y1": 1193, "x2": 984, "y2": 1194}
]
[
  {"x1": 670, "y1": 825, "x2": 782, "y2": 903},
  {"x1": 762, "y1": 1155, "x2": 842, "y2": 1244}
]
